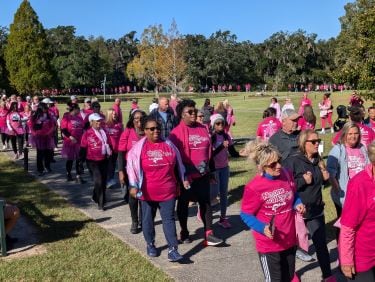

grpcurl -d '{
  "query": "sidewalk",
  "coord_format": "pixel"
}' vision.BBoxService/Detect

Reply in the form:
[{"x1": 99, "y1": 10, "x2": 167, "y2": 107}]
[{"x1": 8, "y1": 147, "x2": 344, "y2": 281}]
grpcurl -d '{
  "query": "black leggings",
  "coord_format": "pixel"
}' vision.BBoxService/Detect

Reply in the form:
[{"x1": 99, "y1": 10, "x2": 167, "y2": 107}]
[
  {"x1": 66, "y1": 159, "x2": 81, "y2": 175},
  {"x1": 351, "y1": 267, "x2": 375, "y2": 281},
  {"x1": 305, "y1": 215, "x2": 332, "y2": 279},
  {"x1": 177, "y1": 174, "x2": 212, "y2": 236},
  {"x1": 9, "y1": 135, "x2": 24, "y2": 154},
  {"x1": 1, "y1": 133, "x2": 9, "y2": 146},
  {"x1": 87, "y1": 159, "x2": 108, "y2": 209},
  {"x1": 36, "y1": 149, "x2": 53, "y2": 173}
]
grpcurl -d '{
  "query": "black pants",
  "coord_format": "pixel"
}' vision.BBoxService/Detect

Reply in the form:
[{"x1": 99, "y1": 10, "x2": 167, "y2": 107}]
[
  {"x1": 87, "y1": 159, "x2": 108, "y2": 209},
  {"x1": 177, "y1": 174, "x2": 212, "y2": 237},
  {"x1": 124, "y1": 177, "x2": 142, "y2": 225},
  {"x1": 258, "y1": 246, "x2": 297, "y2": 282},
  {"x1": 304, "y1": 215, "x2": 332, "y2": 279},
  {"x1": 10, "y1": 134, "x2": 24, "y2": 154},
  {"x1": 107, "y1": 152, "x2": 118, "y2": 180},
  {"x1": 36, "y1": 149, "x2": 53, "y2": 173},
  {"x1": 1, "y1": 133, "x2": 8, "y2": 146},
  {"x1": 350, "y1": 267, "x2": 375, "y2": 281},
  {"x1": 66, "y1": 159, "x2": 81, "y2": 176}
]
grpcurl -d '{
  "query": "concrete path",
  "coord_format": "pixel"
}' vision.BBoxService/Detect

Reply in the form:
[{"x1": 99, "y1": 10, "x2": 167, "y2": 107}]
[{"x1": 6, "y1": 147, "x2": 344, "y2": 282}]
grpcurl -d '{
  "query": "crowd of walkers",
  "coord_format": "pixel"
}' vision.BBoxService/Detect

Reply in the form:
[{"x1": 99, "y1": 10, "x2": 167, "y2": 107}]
[{"x1": 1, "y1": 91, "x2": 375, "y2": 281}]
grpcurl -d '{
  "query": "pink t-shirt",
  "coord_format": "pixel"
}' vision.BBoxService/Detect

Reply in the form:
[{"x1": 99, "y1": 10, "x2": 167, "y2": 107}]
[
  {"x1": 256, "y1": 117, "x2": 282, "y2": 141},
  {"x1": 7, "y1": 112, "x2": 24, "y2": 135},
  {"x1": 298, "y1": 117, "x2": 315, "y2": 130},
  {"x1": 0, "y1": 108, "x2": 7, "y2": 129},
  {"x1": 80, "y1": 128, "x2": 110, "y2": 161},
  {"x1": 212, "y1": 133, "x2": 232, "y2": 169},
  {"x1": 346, "y1": 146, "x2": 366, "y2": 179},
  {"x1": 105, "y1": 122, "x2": 123, "y2": 153},
  {"x1": 140, "y1": 140, "x2": 177, "y2": 201},
  {"x1": 187, "y1": 125, "x2": 210, "y2": 170},
  {"x1": 333, "y1": 124, "x2": 375, "y2": 147},
  {"x1": 340, "y1": 168, "x2": 375, "y2": 272},
  {"x1": 241, "y1": 170, "x2": 297, "y2": 253},
  {"x1": 118, "y1": 128, "x2": 141, "y2": 157},
  {"x1": 61, "y1": 114, "x2": 84, "y2": 143}
]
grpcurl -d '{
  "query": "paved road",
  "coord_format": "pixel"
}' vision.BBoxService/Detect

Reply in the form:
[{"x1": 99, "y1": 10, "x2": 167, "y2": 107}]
[{"x1": 8, "y1": 147, "x2": 344, "y2": 282}]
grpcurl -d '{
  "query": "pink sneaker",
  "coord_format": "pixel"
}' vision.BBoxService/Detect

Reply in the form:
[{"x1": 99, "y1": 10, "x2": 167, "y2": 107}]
[{"x1": 218, "y1": 217, "x2": 232, "y2": 229}]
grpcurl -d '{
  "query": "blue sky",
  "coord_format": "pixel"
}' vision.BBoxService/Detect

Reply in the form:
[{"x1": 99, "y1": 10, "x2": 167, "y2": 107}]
[{"x1": 0, "y1": 0, "x2": 352, "y2": 43}]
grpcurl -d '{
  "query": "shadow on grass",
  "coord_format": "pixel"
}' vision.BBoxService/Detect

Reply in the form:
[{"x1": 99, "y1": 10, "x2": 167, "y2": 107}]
[
  {"x1": 0, "y1": 159, "x2": 93, "y2": 245},
  {"x1": 229, "y1": 170, "x2": 247, "y2": 178}
]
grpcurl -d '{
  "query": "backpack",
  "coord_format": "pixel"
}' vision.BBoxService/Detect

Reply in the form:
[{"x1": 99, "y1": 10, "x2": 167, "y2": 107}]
[{"x1": 333, "y1": 118, "x2": 348, "y2": 132}]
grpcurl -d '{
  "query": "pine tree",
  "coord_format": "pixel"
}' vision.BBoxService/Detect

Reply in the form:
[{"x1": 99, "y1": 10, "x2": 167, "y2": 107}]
[{"x1": 5, "y1": 0, "x2": 53, "y2": 94}]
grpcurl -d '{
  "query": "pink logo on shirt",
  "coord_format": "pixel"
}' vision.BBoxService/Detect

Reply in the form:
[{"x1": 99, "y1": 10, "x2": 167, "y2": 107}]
[
  {"x1": 261, "y1": 188, "x2": 293, "y2": 213},
  {"x1": 189, "y1": 135, "x2": 209, "y2": 147}
]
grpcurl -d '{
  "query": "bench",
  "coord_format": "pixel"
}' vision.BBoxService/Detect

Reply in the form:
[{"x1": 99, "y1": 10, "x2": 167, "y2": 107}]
[{"x1": 0, "y1": 200, "x2": 6, "y2": 256}]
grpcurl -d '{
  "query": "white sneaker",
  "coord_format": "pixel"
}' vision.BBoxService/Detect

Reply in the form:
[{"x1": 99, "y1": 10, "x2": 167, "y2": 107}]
[
  {"x1": 18, "y1": 154, "x2": 24, "y2": 160},
  {"x1": 2, "y1": 145, "x2": 5, "y2": 151},
  {"x1": 319, "y1": 129, "x2": 326, "y2": 134},
  {"x1": 330, "y1": 128, "x2": 334, "y2": 133}
]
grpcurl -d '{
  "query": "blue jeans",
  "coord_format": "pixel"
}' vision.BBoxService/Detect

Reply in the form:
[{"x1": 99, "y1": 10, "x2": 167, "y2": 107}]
[
  {"x1": 210, "y1": 166, "x2": 229, "y2": 217},
  {"x1": 141, "y1": 198, "x2": 178, "y2": 248}
]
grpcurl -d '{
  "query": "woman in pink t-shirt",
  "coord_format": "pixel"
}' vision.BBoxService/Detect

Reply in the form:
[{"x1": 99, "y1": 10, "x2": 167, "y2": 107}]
[
  {"x1": 256, "y1": 107, "x2": 282, "y2": 141},
  {"x1": 298, "y1": 92, "x2": 312, "y2": 116},
  {"x1": 269, "y1": 97, "x2": 281, "y2": 120},
  {"x1": 339, "y1": 141, "x2": 375, "y2": 281},
  {"x1": 318, "y1": 93, "x2": 333, "y2": 134},
  {"x1": 118, "y1": 109, "x2": 146, "y2": 234},
  {"x1": 0, "y1": 101, "x2": 9, "y2": 150},
  {"x1": 327, "y1": 122, "x2": 369, "y2": 242},
  {"x1": 127, "y1": 116, "x2": 189, "y2": 262},
  {"x1": 240, "y1": 141, "x2": 305, "y2": 282},
  {"x1": 80, "y1": 113, "x2": 112, "y2": 210},
  {"x1": 169, "y1": 99, "x2": 223, "y2": 246},
  {"x1": 297, "y1": 105, "x2": 316, "y2": 130},
  {"x1": 61, "y1": 102, "x2": 85, "y2": 183},
  {"x1": 104, "y1": 108, "x2": 123, "y2": 188},
  {"x1": 6, "y1": 101, "x2": 25, "y2": 159}
]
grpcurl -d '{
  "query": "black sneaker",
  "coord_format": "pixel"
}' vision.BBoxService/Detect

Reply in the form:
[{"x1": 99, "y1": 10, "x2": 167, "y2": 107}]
[
  {"x1": 130, "y1": 221, "x2": 140, "y2": 234},
  {"x1": 67, "y1": 173, "x2": 74, "y2": 182},
  {"x1": 179, "y1": 231, "x2": 192, "y2": 244},
  {"x1": 205, "y1": 233, "x2": 223, "y2": 246}
]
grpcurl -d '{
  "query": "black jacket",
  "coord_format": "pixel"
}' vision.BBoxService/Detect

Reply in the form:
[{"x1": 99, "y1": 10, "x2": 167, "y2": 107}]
[{"x1": 284, "y1": 152, "x2": 325, "y2": 219}]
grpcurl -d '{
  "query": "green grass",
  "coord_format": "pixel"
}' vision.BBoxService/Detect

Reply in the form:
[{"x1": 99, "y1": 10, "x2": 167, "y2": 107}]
[{"x1": 0, "y1": 155, "x2": 171, "y2": 281}]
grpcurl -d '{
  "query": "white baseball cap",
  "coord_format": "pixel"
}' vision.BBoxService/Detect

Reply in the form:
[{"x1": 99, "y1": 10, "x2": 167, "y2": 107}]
[{"x1": 88, "y1": 113, "x2": 103, "y2": 122}]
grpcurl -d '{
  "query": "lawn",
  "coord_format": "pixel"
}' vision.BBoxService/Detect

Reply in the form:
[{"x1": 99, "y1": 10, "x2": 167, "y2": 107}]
[{"x1": 0, "y1": 90, "x2": 371, "y2": 280}]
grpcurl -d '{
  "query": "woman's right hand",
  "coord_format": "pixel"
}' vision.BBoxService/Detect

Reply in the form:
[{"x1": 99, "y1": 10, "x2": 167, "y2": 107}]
[
  {"x1": 263, "y1": 225, "x2": 274, "y2": 240},
  {"x1": 118, "y1": 171, "x2": 125, "y2": 185},
  {"x1": 341, "y1": 265, "x2": 355, "y2": 279}
]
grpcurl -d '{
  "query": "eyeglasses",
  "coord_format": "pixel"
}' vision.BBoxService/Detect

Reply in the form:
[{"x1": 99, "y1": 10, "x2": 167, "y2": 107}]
[
  {"x1": 145, "y1": 126, "x2": 161, "y2": 132},
  {"x1": 265, "y1": 158, "x2": 281, "y2": 169},
  {"x1": 215, "y1": 122, "x2": 224, "y2": 126},
  {"x1": 184, "y1": 109, "x2": 197, "y2": 115},
  {"x1": 306, "y1": 139, "x2": 321, "y2": 145}
]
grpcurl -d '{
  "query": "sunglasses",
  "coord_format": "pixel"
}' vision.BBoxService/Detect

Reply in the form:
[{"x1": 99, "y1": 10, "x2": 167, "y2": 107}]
[
  {"x1": 145, "y1": 126, "x2": 161, "y2": 132},
  {"x1": 184, "y1": 109, "x2": 197, "y2": 115},
  {"x1": 215, "y1": 122, "x2": 224, "y2": 126},
  {"x1": 265, "y1": 158, "x2": 281, "y2": 169},
  {"x1": 306, "y1": 139, "x2": 321, "y2": 145},
  {"x1": 197, "y1": 115, "x2": 204, "y2": 118}
]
